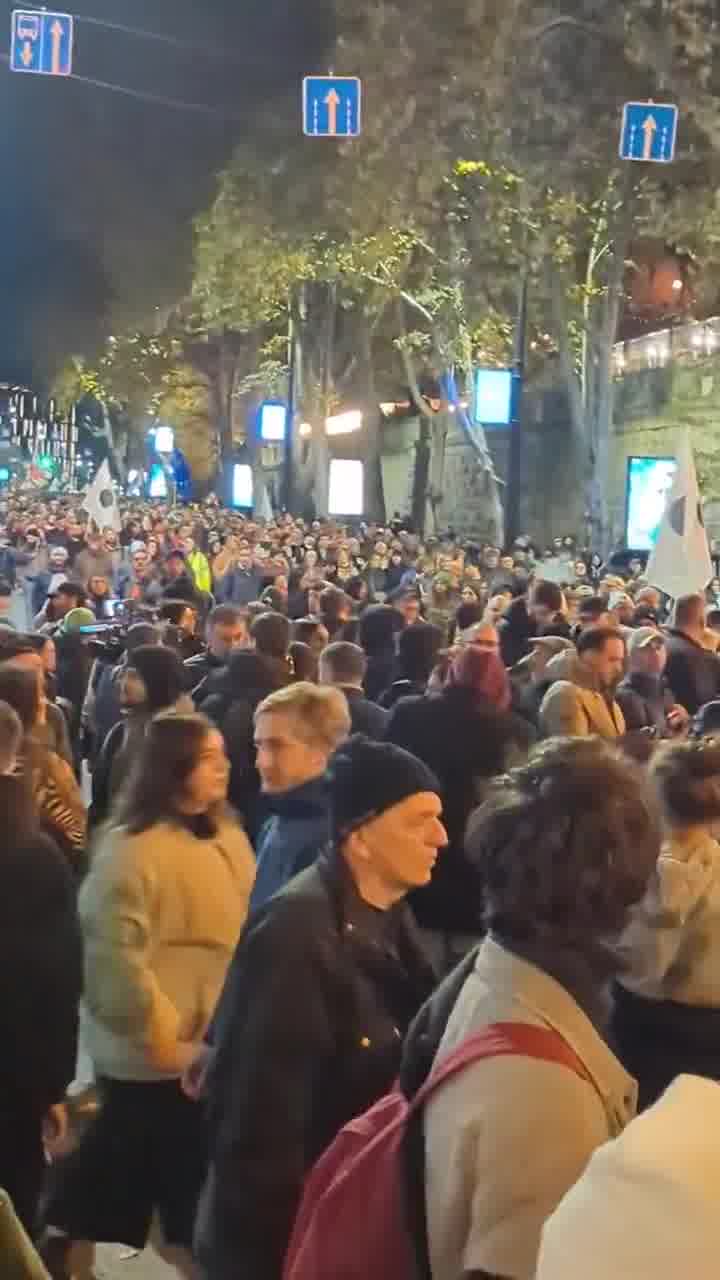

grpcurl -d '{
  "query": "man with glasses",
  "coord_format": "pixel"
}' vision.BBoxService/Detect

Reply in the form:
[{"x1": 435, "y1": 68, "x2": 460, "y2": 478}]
[{"x1": 616, "y1": 627, "x2": 689, "y2": 737}]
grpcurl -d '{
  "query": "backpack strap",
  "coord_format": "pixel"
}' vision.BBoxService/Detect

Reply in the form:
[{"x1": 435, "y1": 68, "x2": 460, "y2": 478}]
[{"x1": 410, "y1": 1019, "x2": 593, "y2": 1115}]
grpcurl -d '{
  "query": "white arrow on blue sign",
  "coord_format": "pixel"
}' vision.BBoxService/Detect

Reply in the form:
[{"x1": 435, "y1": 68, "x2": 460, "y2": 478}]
[
  {"x1": 620, "y1": 102, "x2": 678, "y2": 163},
  {"x1": 10, "y1": 8, "x2": 74, "y2": 76},
  {"x1": 303, "y1": 76, "x2": 361, "y2": 138}
]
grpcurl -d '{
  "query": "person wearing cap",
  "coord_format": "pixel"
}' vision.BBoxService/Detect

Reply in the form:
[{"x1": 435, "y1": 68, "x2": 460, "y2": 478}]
[
  {"x1": 616, "y1": 627, "x2": 689, "y2": 739},
  {"x1": 512, "y1": 635, "x2": 575, "y2": 729},
  {"x1": 31, "y1": 544, "x2": 71, "y2": 618},
  {"x1": 195, "y1": 736, "x2": 444, "y2": 1280},
  {"x1": 536, "y1": 1074, "x2": 720, "y2": 1280},
  {"x1": 540, "y1": 626, "x2": 627, "y2": 741},
  {"x1": 159, "y1": 548, "x2": 201, "y2": 607},
  {"x1": 81, "y1": 622, "x2": 160, "y2": 768}
]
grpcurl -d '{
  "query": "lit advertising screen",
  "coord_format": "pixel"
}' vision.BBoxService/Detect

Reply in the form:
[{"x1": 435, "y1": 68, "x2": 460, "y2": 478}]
[
  {"x1": 148, "y1": 463, "x2": 168, "y2": 499},
  {"x1": 625, "y1": 455, "x2": 677, "y2": 550},
  {"x1": 232, "y1": 464, "x2": 253, "y2": 509},
  {"x1": 328, "y1": 459, "x2": 364, "y2": 516},
  {"x1": 473, "y1": 368, "x2": 513, "y2": 426}
]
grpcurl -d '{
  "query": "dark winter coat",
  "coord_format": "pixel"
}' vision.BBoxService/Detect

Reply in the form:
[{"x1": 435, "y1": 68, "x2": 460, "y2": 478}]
[
  {"x1": 199, "y1": 651, "x2": 293, "y2": 835},
  {"x1": 0, "y1": 806, "x2": 82, "y2": 1110},
  {"x1": 615, "y1": 671, "x2": 675, "y2": 735},
  {"x1": 197, "y1": 848, "x2": 437, "y2": 1280},
  {"x1": 385, "y1": 687, "x2": 536, "y2": 932},
  {"x1": 250, "y1": 775, "x2": 331, "y2": 911},
  {"x1": 337, "y1": 685, "x2": 389, "y2": 739},
  {"x1": 184, "y1": 649, "x2": 225, "y2": 698},
  {"x1": 612, "y1": 980, "x2": 720, "y2": 1111},
  {"x1": 664, "y1": 627, "x2": 720, "y2": 715}
]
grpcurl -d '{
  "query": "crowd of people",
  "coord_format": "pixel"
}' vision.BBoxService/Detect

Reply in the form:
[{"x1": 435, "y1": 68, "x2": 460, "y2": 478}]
[{"x1": 2, "y1": 488, "x2": 720, "y2": 1278}]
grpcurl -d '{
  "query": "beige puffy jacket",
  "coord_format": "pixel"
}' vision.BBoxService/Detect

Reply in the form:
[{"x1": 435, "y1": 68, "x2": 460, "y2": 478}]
[{"x1": 79, "y1": 817, "x2": 255, "y2": 1081}]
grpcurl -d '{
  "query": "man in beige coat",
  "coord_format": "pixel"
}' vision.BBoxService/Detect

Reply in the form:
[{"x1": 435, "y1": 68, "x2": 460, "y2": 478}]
[{"x1": 540, "y1": 626, "x2": 626, "y2": 739}]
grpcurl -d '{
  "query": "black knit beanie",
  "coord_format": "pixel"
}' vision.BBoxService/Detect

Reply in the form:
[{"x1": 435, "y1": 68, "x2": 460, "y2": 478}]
[{"x1": 329, "y1": 734, "x2": 441, "y2": 840}]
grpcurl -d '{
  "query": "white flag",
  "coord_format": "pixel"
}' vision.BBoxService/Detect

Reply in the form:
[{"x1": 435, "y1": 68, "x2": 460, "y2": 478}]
[
  {"x1": 82, "y1": 460, "x2": 121, "y2": 533},
  {"x1": 646, "y1": 434, "x2": 712, "y2": 599}
]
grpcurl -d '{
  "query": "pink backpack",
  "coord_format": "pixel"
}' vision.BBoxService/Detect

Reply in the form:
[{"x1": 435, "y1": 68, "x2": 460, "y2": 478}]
[{"x1": 284, "y1": 1021, "x2": 591, "y2": 1280}]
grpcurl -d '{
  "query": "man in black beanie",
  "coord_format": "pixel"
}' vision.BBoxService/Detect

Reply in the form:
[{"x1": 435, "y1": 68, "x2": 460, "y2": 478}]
[{"x1": 196, "y1": 736, "x2": 446, "y2": 1280}]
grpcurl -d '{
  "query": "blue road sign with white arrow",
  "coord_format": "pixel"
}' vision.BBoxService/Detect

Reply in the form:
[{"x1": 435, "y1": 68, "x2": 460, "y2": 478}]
[
  {"x1": 303, "y1": 76, "x2": 361, "y2": 137},
  {"x1": 11, "y1": 8, "x2": 74, "y2": 76},
  {"x1": 620, "y1": 102, "x2": 678, "y2": 163}
]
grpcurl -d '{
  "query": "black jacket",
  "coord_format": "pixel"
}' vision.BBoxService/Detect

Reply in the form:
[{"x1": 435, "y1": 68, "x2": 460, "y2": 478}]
[
  {"x1": 379, "y1": 677, "x2": 427, "y2": 710},
  {"x1": 199, "y1": 651, "x2": 292, "y2": 834},
  {"x1": 612, "y1": 981, "x2": 720, "y2": 1111},
  {"x1": 338, "y1": 685, "x2": 389, "y2": 740},
  {"x1": 198, "y1": 850, "x2": 437, "y2": 1280},
  {"x1": 615, "y1": 671, "x2": 675, "y2": 734},
  {"x1": 0, "y1": 816, "x2": 82, "y2": 1109},
  {"x1": 499, "y1": 598, "x2": 571, "y2": 669},
  {"x1": 184, "y1": 649, "x2": 225, "y2": 699},
  {"x1": 664, "y1": 628, "x2": 720, "y2": 715},
  {"x1": 161, "y1": 570, "x2": 200, "y2": 606},
  {"x1": 385, "y1": 688, "x2": 536, "y2": 932}
]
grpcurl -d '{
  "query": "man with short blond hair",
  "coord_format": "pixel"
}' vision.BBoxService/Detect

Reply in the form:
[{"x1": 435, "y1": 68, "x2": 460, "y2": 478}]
[{"x1": 249, "y1": 681, "x2": 351, "y2": 910}]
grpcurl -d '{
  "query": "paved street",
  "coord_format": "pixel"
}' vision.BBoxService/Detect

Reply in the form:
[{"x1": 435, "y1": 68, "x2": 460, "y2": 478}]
[{"x1": 85, "y1": 1245, "x2": 174, "y2": 1278}]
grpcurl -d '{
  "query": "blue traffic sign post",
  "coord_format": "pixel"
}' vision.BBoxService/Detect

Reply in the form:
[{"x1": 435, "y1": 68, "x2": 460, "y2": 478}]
[
  {"x1": 620, "y1": 102, "x2": 678, "y2": 163},
  {"x1": 11, "y1": 9, "x2": 74, "y2": 76},
  {"x1": 303, "y1": 76, "x2": 361, "y2": 137}
]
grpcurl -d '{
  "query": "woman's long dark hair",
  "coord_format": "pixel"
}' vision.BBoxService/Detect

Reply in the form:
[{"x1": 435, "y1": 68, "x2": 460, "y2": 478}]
[
  {"x1": 0, "y1": 773, "x2": 37, "y2": 847},
  {"x1": 112, "y1": 711, "x2": 219, "y2": 835}
]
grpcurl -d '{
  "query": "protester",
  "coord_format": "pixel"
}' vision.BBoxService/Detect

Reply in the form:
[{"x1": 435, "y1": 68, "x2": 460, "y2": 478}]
[
  {"x1": 540, "y1": 626, "x2": 626, "y2": 739},
  {"x1": 536, "y1": 1075, "x2": 720, "y2": 1280},
  {"x1": 216, "y1": 546, "x2": 263, "y2": 606},
  {"x1": 199, "y1": 611, "x2": 293, "y2": 833},
  {"x1": 159, "y1": 550, "x2": 200, "y2": 607},
  {"x1": 318, "y1": 641, "x2": 389, "y2": 738},
  {"x1": 90, "y1": 645, "x2": 190, "y2": 826},
  {"x1": 401, "y1": 736, "x2": 660, "y2": 1280},
  {"x1": 42, "y1": 713, "x2": 255, "y2": 1279},
  {"x1": 386, "y1": 646, "x2": 534, "y2": 967},
  {"x1": 196, "y1": 735, "x2": 444, "y2": 1280},
  {"x1": 616, "y1": 626, "x2": 689, "y2": 737},
  {"x1": 664, "y1": 593, "x2": 720, "y2": 714},
  {"x1": 81, "y1": 622, "x2": 159, "y2": 767},
  {"x1": 379, "y1": 621, "x2": 444, "y2": 709},
  {"x1": 184, "y1": 604, "x2": 248, "y2": 699},
  {"x1": 0, "y1": 706, "x2": 81, "y2": 1235},
  {"x1": 2, "y1": 636, "x2": 73, "y2": 766},
  {"x1": 512, "y1": 635, "x2": 575, "y2": 728},
  {"x1": 499, "y1": 579, "x2": 568, "y2": 667},
  {"x1": 73, "y1": 532, "x2": 115, "y2": 590},
  {"x1": 0, "y1": 666, "x2": 86, "y2": 866},
  {"x1": 250, "y1": 682, "x2": 351, "y2": 910},
  {"x1": 359, "y1": 604, "x2": 401, "y2": 702},
  {"x1": 613, "y1": 738, "x2": 720, "y2": 1108}
]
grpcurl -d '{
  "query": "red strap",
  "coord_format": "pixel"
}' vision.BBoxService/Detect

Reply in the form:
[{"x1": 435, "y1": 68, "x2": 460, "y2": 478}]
[{"x1": 411, "y1": 1021, "x2": 594, "y2": 1114}]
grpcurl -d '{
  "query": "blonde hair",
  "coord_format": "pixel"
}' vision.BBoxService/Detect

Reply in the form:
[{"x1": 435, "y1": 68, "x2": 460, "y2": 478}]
[{"x1": 255, "y1": 681, "x2": 351, "y2": 753}]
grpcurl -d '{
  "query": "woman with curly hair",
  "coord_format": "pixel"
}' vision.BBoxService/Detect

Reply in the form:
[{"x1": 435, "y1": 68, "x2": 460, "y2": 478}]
[{"x1": 613, "y1": 737, "x2": 720, "y2": 1108}]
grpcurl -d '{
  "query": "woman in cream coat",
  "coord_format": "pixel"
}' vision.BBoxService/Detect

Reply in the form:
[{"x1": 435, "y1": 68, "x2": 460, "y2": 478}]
[{"x1": 43, "y1": 712, "x2": 255, "y2": 1279}]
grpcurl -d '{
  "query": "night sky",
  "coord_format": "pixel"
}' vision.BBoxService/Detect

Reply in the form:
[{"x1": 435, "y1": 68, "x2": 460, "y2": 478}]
[{"x1": 0, "y1": 0, "x2": 330, "y2": 386}]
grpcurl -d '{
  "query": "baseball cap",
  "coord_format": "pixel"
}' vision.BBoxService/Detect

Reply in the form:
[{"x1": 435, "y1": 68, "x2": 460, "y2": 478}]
[{"x1": 627, "y1": 626, "x2": 664, "y2": 655}]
